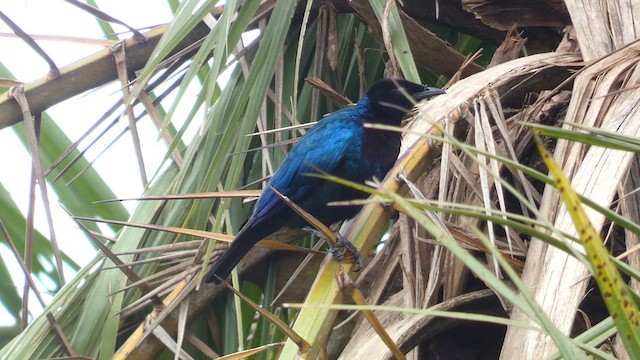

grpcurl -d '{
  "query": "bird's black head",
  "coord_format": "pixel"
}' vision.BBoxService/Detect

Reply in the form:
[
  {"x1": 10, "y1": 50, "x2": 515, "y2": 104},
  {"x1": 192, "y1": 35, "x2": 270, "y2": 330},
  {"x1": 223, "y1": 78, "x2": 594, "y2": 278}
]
[{"x1": 361, "y1": 79, "x2": 445, "y2": 125}]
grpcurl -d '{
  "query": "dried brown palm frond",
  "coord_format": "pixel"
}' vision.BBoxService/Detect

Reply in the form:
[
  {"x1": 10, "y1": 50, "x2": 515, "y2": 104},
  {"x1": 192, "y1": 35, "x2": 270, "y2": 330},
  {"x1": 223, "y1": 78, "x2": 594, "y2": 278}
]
[{"x1": 503, "y1": 39, "x2": 640, "y2": 360}]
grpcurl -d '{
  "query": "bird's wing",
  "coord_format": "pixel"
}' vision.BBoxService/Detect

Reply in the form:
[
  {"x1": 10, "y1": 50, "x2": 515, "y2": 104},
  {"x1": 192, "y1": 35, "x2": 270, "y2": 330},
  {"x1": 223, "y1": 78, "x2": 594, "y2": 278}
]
[
  {"x1": 251, "y1": 116, "x2": 359, "y2": 221},
  {"x1": 206, "y1": 118, "x2": 356, "y2": 282}
]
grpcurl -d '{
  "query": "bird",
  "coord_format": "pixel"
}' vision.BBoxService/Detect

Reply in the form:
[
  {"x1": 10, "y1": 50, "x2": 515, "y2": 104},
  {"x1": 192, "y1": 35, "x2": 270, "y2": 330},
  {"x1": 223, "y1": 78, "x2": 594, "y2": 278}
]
[{"x1": 206, "y1": 79, "x2": 445, "y2": 283}]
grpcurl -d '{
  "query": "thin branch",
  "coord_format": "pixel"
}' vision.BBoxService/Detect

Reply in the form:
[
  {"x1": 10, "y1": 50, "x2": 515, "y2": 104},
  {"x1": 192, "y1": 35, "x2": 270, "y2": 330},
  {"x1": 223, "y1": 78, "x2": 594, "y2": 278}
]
[
  {"x1": 0, "y1": 11, "x2": 59, "y2": 76},
  {"x1": 9, "y1": 88, "x2": 65, "y2": 286}
]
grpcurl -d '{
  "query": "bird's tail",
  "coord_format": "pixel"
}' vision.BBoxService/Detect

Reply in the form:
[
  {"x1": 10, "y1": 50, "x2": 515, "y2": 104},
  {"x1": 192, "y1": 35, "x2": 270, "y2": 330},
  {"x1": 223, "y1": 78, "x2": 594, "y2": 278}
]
[{"x1": 205, "y1": 226, "x2": 262, "y2": 283}]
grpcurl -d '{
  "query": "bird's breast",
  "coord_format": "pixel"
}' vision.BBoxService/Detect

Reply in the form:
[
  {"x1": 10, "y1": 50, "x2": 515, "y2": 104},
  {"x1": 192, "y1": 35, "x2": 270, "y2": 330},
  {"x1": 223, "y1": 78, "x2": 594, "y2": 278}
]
[{"x1": 360, "y1": 127, "x2": 402, "y2": 177}]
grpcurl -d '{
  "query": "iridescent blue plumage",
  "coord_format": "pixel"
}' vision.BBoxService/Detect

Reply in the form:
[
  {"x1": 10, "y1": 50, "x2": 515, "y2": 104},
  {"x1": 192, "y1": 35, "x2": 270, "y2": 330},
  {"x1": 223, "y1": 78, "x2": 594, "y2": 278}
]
[{"x1": 206, "y1": 79, "x2": 444, "y2": 282}]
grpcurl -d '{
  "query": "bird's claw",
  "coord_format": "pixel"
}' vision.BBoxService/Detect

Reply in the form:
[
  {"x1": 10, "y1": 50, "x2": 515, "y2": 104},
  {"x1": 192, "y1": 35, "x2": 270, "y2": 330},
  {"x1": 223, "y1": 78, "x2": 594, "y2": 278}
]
[
  {"x1": 329, "y1": 235, "x2": 363, "y2": 272},
  {"x1": 302, "y1": 227, "x2": 363, "y2": 271}
]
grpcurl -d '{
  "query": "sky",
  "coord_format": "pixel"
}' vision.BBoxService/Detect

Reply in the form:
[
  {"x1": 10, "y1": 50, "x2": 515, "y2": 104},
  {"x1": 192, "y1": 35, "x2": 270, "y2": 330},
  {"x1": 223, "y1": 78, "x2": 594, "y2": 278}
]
[{"x1": 0, "y1": 0, "x2": 181, "y2": 325}]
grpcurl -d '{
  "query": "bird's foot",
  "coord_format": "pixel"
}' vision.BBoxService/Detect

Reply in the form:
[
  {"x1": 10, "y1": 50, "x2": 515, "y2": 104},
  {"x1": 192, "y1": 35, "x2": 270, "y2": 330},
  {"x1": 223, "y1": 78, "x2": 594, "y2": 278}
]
[
  {"x1": 329, "y1": 235, "x2": 362, "y2": 271},
  {"x1": 302, "y1": 227, "x2": 363, "y2": 271}
]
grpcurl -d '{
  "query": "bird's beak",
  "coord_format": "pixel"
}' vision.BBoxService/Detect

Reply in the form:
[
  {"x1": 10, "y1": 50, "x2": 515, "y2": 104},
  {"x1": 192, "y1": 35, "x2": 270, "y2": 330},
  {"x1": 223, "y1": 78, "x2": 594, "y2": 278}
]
[{"x1": 413, "y1": 86, "x2": 446, "y2": 101}]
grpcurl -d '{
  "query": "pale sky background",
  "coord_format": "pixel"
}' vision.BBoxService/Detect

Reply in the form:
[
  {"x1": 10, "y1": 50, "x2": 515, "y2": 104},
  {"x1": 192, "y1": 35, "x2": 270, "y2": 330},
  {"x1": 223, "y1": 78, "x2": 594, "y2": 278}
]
[{"x1": 0, "y1": 0, "x2": 213, "y2": 325}]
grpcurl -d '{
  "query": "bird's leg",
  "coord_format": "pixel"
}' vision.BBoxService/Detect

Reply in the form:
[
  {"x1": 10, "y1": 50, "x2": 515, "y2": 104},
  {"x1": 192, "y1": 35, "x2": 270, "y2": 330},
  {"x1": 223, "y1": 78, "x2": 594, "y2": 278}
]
[
  {"x1": 302, "y1": 226, "x2": 326, "y2": 239},
  {"x1": 302, "y1": 227, "x2": 363, "y2": 271}
]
